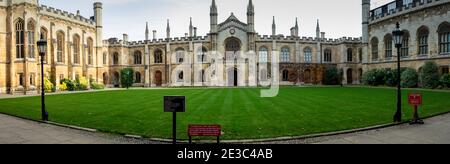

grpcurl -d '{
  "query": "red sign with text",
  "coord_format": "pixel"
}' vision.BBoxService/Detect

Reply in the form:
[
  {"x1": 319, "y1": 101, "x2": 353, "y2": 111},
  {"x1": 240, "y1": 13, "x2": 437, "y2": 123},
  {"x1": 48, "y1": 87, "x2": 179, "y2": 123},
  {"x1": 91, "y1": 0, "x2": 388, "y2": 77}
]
[{"x1": 408, "y1": 94, "x2": 422, "y2": 106}]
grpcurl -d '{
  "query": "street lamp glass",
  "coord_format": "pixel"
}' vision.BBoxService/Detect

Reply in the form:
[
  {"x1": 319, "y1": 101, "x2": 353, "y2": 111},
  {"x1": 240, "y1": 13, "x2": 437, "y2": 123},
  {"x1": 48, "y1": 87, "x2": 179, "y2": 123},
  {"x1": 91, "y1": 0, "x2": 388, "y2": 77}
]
[
  {"x1": 392, "y1": 22, "x2": 404, "y2": 47},
  {"x1": 37, "y1": 40, "x2": 47, "y2": 56}
]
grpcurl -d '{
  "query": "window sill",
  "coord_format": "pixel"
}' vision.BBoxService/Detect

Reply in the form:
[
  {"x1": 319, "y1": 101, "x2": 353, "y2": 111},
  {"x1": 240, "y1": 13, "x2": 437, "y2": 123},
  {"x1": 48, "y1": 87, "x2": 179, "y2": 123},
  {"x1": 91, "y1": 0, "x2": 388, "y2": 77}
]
[{"x1": 439, "y1": 53, "x2": 450, "y2": 56}]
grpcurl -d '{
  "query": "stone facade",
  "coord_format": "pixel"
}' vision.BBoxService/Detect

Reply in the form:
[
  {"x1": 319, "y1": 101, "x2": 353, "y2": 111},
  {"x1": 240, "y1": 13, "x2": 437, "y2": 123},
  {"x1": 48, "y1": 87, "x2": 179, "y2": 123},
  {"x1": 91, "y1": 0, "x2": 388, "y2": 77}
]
[{"x1": 1, "y1": 0, "x2": 449, "y2": 94}]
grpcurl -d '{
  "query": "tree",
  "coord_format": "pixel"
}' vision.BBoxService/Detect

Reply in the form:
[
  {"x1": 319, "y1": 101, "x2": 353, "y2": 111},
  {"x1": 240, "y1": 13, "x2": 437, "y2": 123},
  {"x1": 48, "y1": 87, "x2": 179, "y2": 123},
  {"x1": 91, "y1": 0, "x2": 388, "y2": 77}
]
[
  {"x1": 121, "y1": 68, "x2": 134, "y2": 89},
  {"x1": 401, "y1": 68, "x2": 418, "y2": 88},
  {"x1": 420, "y1": 61, "x2": 440, "y2": 89},
  {"x1": 440, "y1": 74, "x2": 450, "y2": 88},
  {"x1": 323, "y1": 67, "x2": 342, "y2": 85}
]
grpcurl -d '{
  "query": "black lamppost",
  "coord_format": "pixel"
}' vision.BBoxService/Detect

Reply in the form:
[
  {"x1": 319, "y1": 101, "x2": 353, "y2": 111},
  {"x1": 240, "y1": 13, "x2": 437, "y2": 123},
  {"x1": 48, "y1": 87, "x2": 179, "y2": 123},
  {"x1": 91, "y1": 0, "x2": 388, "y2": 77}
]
[
  {"x1": 37, "y1": 35, "x2": 49, "y2": 121},
  {"x1": 393, "y1": 22, "x2": 404, "y2": 123}
]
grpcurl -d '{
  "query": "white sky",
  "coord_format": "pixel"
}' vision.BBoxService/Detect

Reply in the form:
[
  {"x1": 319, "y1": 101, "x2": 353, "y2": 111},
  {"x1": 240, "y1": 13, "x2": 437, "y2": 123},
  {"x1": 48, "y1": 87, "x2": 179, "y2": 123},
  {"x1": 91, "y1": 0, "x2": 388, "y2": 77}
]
[{"x1": 39, "y1": 0, "x2": 394, "y2": 41}]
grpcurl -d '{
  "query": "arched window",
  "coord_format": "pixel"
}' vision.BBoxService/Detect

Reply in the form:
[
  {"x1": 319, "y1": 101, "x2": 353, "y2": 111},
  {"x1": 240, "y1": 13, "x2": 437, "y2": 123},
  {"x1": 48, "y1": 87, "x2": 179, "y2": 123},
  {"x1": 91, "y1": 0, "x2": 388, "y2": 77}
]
[
  {"x1": 134, "y1": 51, "x2": 142, "y2": 65},
  {"x1": 282, "y1": 70, "x2": 289, "y2": 81},
  {"x1": 417, "y1": 26, "x2": 429, "y2": 55},
  {"x1": 347, "y1": 48, "x2": 353, "y2": 62},
  {"x1": 400, "y1": 31, "x2": 410, "y2": 57},
  {"x1": 281, "y1": 47, "x2": 290, "y2": 62},
  {"x1": 27, "y1": 21, "x2": 35, "y2": 58},
  {"x1": 16, "y1": 19, "x2": 25, "y2": 59},
  {"x1": 87, "y1": 38, "x2": 93, "y2": 65},
  {"x1": 371, "y1": 37, "x2": 379, "y2": 60},
  {"x1": 135, "y1": 72, "x2": 141, "y2": 83},
  {"x1": 304, "y1": 47, "x2": 312, "y2": 63},
  {"x1": 154, "y1": 49, "x2": 163, "y2": 63},
  {"x1": 259, "y1": 47, "x2": 268, "y2": 63},
  {"x1": 176, "y1": 48, "x2": 185, "y2": 64},
  {"x1": 73, "y1": 35, "x2": 80, "y2": 64},
  {"x1": 103, "y1": 53, "x2": 107, "y2": 65},
  {"x1": 384, "y1": 34, "x2": 393, "y2": 58},
  {"x1": 178, "y1": 71, "x2": 184, "y2": 82},
  {"x1": 113, "y1": 52, "x2": 119, "y2": 65},
  {"x1": 438, "y1": 22, "x2": 450, "y2": 54},
  {"x1": 197, "y1": 47, "x2": 207, "y2": 63},
  {"x1": 324, "y1": 49, "x2": 332, "y2": 62},
  {"x1": 358, "y1": 48, "x2": 362, "y2": 62},
  {"x1": 56, "y1": 31, "x2": 65, "y2": 63}
]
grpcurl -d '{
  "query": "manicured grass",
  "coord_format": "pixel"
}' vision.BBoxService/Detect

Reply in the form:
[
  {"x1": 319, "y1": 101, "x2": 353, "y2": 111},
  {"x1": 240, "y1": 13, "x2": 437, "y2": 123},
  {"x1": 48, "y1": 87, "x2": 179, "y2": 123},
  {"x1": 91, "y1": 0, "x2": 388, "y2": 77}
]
[{"x1": 1, "y1": 87, "x2": 450, "y2": 140}]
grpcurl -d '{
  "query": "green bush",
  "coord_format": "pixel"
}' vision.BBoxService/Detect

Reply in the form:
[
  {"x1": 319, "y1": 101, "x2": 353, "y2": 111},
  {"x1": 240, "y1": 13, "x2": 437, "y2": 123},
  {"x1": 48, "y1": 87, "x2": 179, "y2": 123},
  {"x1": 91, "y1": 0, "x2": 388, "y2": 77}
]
[
  {"x1": 59, "y1": 82, "x2": 68, "y2": 91},
  {"x1": 440, "y1": 74, "x2": 450, "y2": 88},
  {"x1": 384, "y1": 69, "x2": 397, "y2": 87},
  {"x1": 44, "y1": 77, "x2": 54, "y2": 93},
  {"x1": 91, "y1": 82, "x2": 105, "y2": 90},
  {"x1": 362, "y1": 69, "x2": 386, "y2": 86},
  {"x1": 61, "y1": 78, "x2": 77, "y2": 91},
  {"x1": 76, "y1": 76, "x2": 89, "y2": 90},
  {"x1": 323, "y1": 67, "x2": 342, "y2": 85},
  {"x1": 420, "y1": 61, "x2": 440, "y2": 89},
  {"x1": 121, "y1": 68, "x2": 134, "y2": 89},
  {"x1": 401, "y1": 68, "x2": 418, "y2": 88}
]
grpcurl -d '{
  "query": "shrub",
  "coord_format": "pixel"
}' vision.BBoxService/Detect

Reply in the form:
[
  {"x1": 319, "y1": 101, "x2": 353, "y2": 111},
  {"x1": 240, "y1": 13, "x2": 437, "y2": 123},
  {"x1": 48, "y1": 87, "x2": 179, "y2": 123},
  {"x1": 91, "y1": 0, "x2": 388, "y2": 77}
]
[
  {"x1": 121, "y1": 68, "x2": 134, "y2": 89},
  {"x1": 401, "y1": 68, "x2": 418, "y2": 88},
  {"x1": 420, "y1": 61, "x2": 440, "y2": 89},
  {"x1": 323, "y1": 67, "x2": 342, "y2": 85},
  {"x1": 384, "y1": 69, "x2": 397, "y2": 87},
  {"x1": 61, "y1": 78, "x2": 77, "y2": 91},
  {"x1": 59, "y1": 82, "x2": 68, "y2": 91},
  {"x1": 77, "y1": 76, "x2": 89, "y2": 90},
  {"x1": 91, "y1": 82, "x2": 105, "y2": 90},
  {"x1": 440, "y1": 74, "x2": 450, "y2": 88},
  {"x1": 44, "y1": 77, "x2": 54, "y2": 93},
  {"x1": 362, "y1": 69, "x2": 377, "y2": 86}
]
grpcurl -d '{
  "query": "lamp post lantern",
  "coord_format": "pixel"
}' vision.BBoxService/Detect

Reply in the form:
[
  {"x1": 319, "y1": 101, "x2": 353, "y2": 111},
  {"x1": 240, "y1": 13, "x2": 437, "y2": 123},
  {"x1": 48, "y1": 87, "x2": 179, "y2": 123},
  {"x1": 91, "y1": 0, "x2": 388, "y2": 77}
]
[
  {"x1": 392, "y1": 22, "x2": 404, "y2": 123},
  {"x1": 37, "y1": 35, "x2": 49, "y2": 121}
]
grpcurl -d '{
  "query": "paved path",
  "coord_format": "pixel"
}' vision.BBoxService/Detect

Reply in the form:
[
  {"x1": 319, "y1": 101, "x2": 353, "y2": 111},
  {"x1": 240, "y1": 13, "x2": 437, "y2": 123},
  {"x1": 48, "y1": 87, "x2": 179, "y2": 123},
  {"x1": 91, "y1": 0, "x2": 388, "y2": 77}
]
[{"x1": 1, "y1": 113, "x2": 450, "y2": 144}]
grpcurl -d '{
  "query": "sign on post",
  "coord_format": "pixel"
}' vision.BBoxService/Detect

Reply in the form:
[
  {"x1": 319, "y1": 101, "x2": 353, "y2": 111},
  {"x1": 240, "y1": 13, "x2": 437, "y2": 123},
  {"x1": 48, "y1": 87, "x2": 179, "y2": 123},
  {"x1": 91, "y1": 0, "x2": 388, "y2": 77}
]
[
  {"x1": 408, "y1": 93, "x2": 424, "y2": 125},
  {"x1": 164, "y1": 96, "x2": 186, "y2": 145}
]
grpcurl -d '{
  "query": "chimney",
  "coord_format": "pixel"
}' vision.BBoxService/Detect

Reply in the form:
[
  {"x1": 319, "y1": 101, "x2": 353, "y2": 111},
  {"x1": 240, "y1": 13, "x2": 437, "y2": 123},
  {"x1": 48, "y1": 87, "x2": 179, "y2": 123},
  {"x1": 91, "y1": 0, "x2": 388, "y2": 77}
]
[
  {"x1": 123, "y1": 34, "x2": 128, "y2": 42},
  {"x1": 194, "y1": 27, "x2": 197, "y2": 37},
  {"x1": 76, "y1": 10, "x2": 80, "y2": 16},
  {"x1": 152, "y1": 30, "x2": 157, "y2": 40},
  {"x1": 321, "y1": 32, "x2": 325, "y2": 39},
  {"x1": 185, "y1": 33, "x2": 188, "y2": 38}
]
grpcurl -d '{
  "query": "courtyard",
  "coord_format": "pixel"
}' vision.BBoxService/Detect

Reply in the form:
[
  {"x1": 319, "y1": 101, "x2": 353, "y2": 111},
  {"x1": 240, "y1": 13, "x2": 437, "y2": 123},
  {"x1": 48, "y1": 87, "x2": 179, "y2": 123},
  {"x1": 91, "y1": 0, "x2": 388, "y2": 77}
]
[{"x1": 1, "y1": 87, "x2": 450, "y2": 140}]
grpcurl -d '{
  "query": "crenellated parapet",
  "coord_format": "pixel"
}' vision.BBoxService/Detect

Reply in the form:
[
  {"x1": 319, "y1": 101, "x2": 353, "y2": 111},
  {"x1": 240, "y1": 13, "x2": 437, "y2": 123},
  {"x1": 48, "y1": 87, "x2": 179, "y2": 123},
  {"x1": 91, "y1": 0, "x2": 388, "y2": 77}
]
[
  {"x1": 39, "y1": 5, "x2": 96, "y2": 28},
  {"x1": 369, "y1": 0, "x2": 450, "y2": 24},
  {"x1": 104, "y1": 35, "x2": 210, "y2": 47},
  {"x1": 257, "y1": 35, "x2": 361, "y2": 44}
]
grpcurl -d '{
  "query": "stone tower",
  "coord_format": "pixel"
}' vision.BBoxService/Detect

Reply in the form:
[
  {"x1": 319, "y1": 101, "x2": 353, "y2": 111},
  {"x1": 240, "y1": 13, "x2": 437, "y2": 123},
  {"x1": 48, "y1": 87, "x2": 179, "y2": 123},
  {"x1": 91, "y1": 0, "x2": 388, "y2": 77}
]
[
  {"x1": 209, "y1": 0, "x2": 218, "y2": 52},
  {"x1": 247, "y1": 0, "x2": 255, "y2": 51},
  {"x1": 361, "y1": 0, "x2": 370, "y2": 64}
]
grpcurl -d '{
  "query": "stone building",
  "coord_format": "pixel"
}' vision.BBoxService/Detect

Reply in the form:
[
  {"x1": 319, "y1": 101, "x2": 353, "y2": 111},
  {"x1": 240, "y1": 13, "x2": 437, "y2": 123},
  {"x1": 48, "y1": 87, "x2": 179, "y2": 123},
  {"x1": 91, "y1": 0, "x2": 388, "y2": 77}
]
[{"x1": 1, "y1": 0, "x2": 449, "y2": 94}]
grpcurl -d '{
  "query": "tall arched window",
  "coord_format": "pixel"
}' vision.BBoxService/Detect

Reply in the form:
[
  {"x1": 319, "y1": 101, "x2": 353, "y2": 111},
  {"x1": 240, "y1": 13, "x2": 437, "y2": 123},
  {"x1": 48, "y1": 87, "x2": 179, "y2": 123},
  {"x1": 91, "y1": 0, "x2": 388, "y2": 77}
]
[
  {"x1": 259, "y1": 47, "x2": 268, "y2": 63},
  {"x1": 73, "y1": 35, "x2": 80, "y2": 64},
  {"x1": 134, "y1": 51, "x2": 142, "y2": 65},
  {"x1": 103, "y1": 53, "x2": 107, "y2": 65},
  {"x1": 87, "y1": 38, "x2": 93, "y2": 65},
  {"x1": 280, "y1": 47, "x2": 290, "y2": 62},
  {"x1": 15, "y1": 19, "x2": 25, "y2": 59},
  {"x1": 154, "y1": 49, "x2": 163, "y2": 63},
  {"x1": 27, "y1": 21, "x2": 35, "y2": 58},
  {"x1": 438, "y1": 22, "x2": 450, "y2": 54},
  {"x1": 417, "y1": 26, "x2": 429, "y2": 55},
  {"x1": 113, "y1": 52, "x2": 119, "y2": 65},
  {"x1": 135, "y1": 72, "x2": 141, "y2": 83},
  {"x1": 197, "y1": 47, "x2": 207, "y2": 63},
  {"x1": 400, "y1": 31, "x2": 410, "y2": 57},
  {"x1": 347, "y1": 48, "x2": 353, "y2": 62},
  {"x1": 384, "y1": 34, "x2": 393, "y2": 58},
  {"x1": 304, "y1": 47, "x2": 312, "y2": 63},
  {"x1": 176, "y1": 48, "x2": 185, "y2": 64},
  {"x1": 371, "y1": 37, "x2": 379, "y2": 60},
  {"x1": 56, "y1": 31, "x2": 65, "y2": 63},
  {"x1": 324, "y1": 49, "x2": 332, "y2": 62},
  {"x1": 282, "y1": 70, "x2": 289, "y2": 81}
]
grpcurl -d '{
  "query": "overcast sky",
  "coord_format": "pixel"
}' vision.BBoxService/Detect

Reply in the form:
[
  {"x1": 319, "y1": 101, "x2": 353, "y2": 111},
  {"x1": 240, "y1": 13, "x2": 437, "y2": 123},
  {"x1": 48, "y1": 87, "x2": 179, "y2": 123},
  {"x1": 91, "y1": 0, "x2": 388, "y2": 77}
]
[{"x1": 39, "y1": 0, "x2": 393, "y2": 41}]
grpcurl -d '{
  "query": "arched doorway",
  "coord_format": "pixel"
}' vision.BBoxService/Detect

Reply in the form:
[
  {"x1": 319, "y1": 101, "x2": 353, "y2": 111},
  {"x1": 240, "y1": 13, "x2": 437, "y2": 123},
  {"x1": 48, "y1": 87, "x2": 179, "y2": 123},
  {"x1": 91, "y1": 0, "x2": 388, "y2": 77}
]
[
  {"x1": 304, "y1": 69, "x2": 311, "y2": 84},
  {"x1": 102, "y1": 72, "x2": 108, "y2": 85},
  {"x1": 228, "y1": 68, "x2": 238, "y2": 86},
  {"x1": 155, "y1": 71, "x2": 162, "y2": 87},
  {"x1": 347, "y1": 68, "x2": 353, "y2": 84},
  {"x1": 112, "y1": 72, "x2": 120, "y2": 88}
]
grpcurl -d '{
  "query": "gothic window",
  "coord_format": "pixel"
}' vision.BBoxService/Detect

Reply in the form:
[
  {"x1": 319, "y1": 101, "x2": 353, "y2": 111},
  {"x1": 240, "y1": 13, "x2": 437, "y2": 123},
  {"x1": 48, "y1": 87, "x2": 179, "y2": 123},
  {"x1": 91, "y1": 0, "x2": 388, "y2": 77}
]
[
  {"x1": 347, "y1": 48, "x2": 353, "y2": 62},
  {"x1": 384, "y1": 34, "x2": 393, "y2": 58},
  {"x1": 259, "y1": 47, "x2": 268, "y2": 63},
  {"x1": 371, "y1": 37, "x2": 379, "y2": 60},
  {"x1": 417, "y1": 26, "x2": 429, "y2": 55},
  {"x1": 438, "y1": 22, "x2": 450, "y2": 54},
  {"x1": 359, "y1": 48, "x2": 363, "y2": 62},
  {"x1": 56, "y1": 31, "x2": 65, "y2": 63},
  {"x1": 87, "y1": 38, "x2": 93, "y2": 65},
  {"x1": 178, "y1": 71, "x2": 184, "y2": 82},
  {"x1": 197, "y1": 47, "x2": 207, "y2": 63},
  {"x1": 18, "y1": 73, "x2": 24, "y2": 86},
  {"x1": 400, "y1": 31, "x2": 410, "y2": 57},
  {"x1": 30, "y1": 73, "x2": 35, "y2": 86},
  {"x1": 103, "y1": 53, "x2": 107, "y2": 65},
  {"x1": 154, "y1": 49, "x2": 163, "y2": 63},
  {"x1": 16, "y1": 20, "x2": 25, "y2": 59},
  {"x1": 282, "y1": 70, "x2": 289, "y2": 81},
  {"x1": 324, "y1": 49, "x2": 332, "y2": 62},
  {"x1": 27, "y1": 21, "x2": 35, "y2": 58},
  {"x1": 113, "y1": 52, "x2": 119, "y2": 65},
  {"x1": 134, "y1": 51, "x2": 142, "y2": 65},
  {"x1": 280, "y1": 47, "x2": 290, "y2": 62},
  {"x1": 176, "y1": 48, "x2": 185, "y2": 64},
  {"x1": 73, "y1": 35, "x2": 80, "y2": 64},
  {"x1": 304, "y1": 47, "x2": 312, "y2": 63},
  {"x1": 135, "y1": 72, "x2": 141, "y2": 83}
]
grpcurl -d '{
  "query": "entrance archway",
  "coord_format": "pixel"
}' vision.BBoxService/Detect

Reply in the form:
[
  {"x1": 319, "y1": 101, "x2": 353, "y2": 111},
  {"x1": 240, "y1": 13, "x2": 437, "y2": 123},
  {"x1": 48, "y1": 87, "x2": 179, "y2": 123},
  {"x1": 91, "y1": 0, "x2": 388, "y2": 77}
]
[
  {"x1": 155, "y1": 71, "x2": 162, "y2": 87},
  {"x1": 112, "y1": 72, "x2": 120, "y2": 88},
  {"x1": 347, "y1": 68, "x2": 353, "y2": 84},
  {"x1": 102, "y1": 72, "x2": 108, "y2": 85}
]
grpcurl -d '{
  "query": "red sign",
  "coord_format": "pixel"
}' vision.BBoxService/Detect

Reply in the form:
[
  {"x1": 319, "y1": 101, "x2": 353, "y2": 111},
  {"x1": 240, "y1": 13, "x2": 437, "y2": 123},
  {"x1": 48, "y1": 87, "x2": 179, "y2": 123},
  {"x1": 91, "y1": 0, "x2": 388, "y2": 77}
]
[
  {"x1": 408, "y1": 93, "x2": 422, "y2": 106},
  {"x1": 188, "y1": 125, "x2": 221, "y2": 137}
]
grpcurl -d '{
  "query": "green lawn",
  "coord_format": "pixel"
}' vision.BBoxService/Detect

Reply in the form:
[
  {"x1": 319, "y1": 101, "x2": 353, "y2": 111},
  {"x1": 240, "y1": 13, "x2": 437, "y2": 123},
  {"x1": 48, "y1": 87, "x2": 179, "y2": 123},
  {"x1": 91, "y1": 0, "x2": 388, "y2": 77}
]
[{"x1": 1, "y1": 87, "x2": 450, "y2": 140}]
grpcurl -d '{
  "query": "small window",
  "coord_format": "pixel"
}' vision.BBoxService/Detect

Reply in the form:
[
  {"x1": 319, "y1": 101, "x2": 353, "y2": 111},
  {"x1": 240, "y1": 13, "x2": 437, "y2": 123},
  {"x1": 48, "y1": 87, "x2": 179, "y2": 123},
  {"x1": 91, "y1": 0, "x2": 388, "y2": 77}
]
[
  {"x1": 18, "y1": 73, "x2": 24, "y2": 86},
  {"x1": 282, "y1": 70, "x2": 289, "y2": 81}
]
